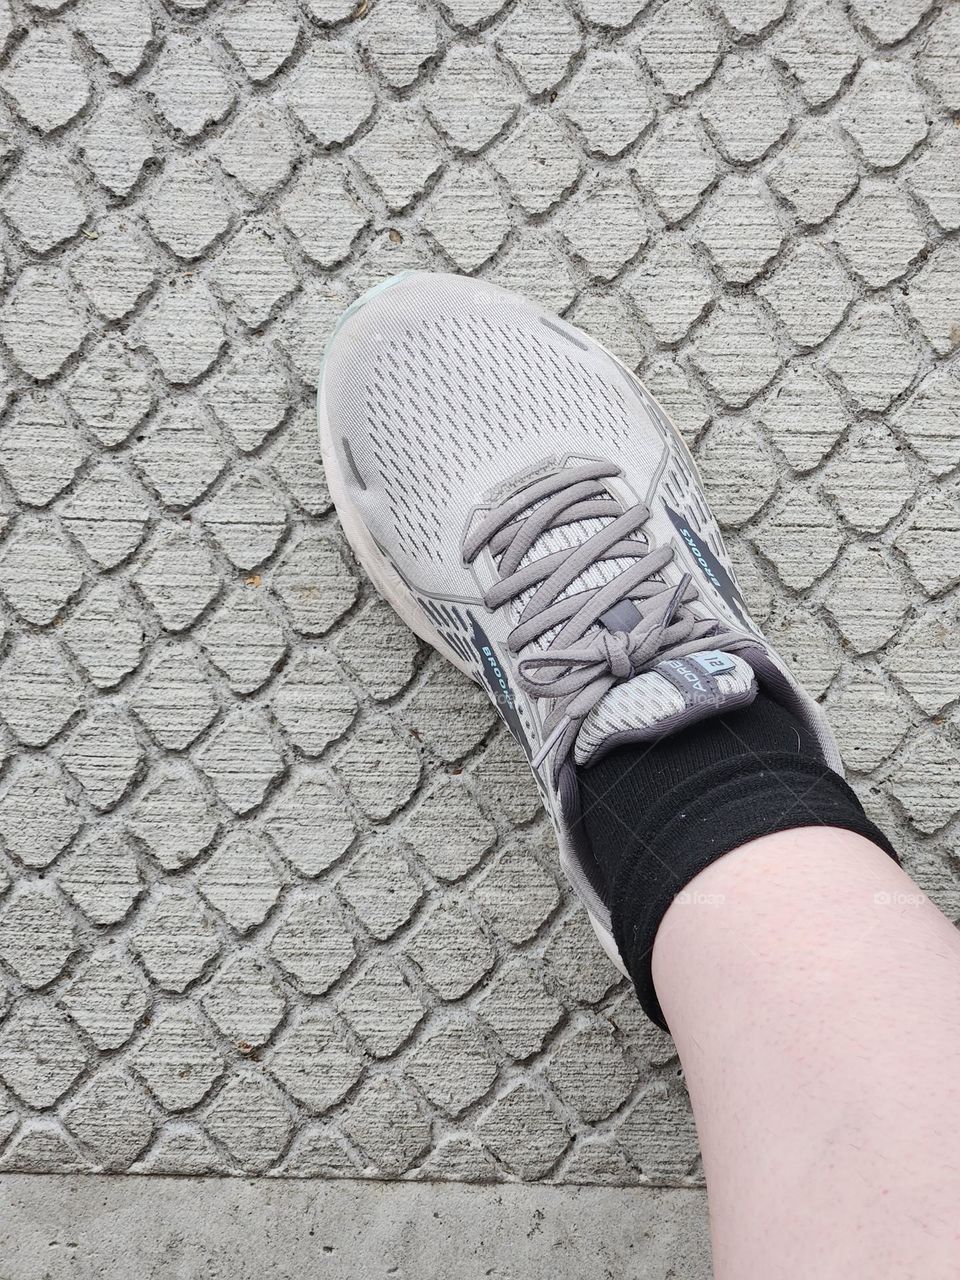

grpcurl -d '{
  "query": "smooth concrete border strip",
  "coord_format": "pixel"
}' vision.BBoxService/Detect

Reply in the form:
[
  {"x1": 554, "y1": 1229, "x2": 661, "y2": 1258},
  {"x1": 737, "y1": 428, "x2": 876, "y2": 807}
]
[{"x1": 0, "y1": 1175, "x2": 711, "y2": 1280}]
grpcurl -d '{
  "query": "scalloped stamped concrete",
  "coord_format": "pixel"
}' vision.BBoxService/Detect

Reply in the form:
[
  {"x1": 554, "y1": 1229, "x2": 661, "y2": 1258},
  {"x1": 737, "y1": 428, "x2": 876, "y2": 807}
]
[{"x1": 0, "y1": 0, "x2": 959, "y2": 1262}]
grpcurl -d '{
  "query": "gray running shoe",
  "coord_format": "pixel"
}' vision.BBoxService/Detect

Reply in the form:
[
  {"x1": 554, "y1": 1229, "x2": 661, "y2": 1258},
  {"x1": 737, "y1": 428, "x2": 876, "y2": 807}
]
[{"x1": 318, "y1": 271, "x2": 841, "y2": 974}]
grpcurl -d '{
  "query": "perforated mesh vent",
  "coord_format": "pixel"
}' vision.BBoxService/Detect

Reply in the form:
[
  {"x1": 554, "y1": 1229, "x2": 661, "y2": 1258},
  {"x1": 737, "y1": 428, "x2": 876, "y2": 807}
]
[
  {"x1": 661, "y1": 456, "x2": 731, "y2": 568},
  {"x1": 364, "y1": 315, "x2": 635, "y2": 556}
]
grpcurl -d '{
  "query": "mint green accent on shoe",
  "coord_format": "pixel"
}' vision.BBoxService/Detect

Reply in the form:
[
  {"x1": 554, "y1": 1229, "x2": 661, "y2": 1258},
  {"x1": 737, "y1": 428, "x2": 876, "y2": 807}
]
[
  {"x1": 318, "y1": 272, "x2": 416, "y2": 383},
  {"x1": 316, "y1": 274, "x2": 417, "y2": 452}
]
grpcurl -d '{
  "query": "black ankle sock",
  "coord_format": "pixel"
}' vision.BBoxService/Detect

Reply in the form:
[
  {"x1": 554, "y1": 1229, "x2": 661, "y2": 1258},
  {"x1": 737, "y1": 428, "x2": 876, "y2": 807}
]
[
  {"x1": 580, "y1": 692, "x2": 822, "y2": 893},
  {"x1": 578, "y1": 691, "x2": 898, "y2": 1029}
]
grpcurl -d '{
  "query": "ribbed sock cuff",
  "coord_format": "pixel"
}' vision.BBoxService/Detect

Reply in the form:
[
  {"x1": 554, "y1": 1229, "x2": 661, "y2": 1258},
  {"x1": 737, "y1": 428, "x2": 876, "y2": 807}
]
[{"x1": 609, "y1": 753, "x2": 898, "y2": 1030}]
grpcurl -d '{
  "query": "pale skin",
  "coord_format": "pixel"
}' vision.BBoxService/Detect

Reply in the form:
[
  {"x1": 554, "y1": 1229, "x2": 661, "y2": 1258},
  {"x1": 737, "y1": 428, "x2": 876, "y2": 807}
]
[{"x1": 652, "y1": 827, "x2": 960, "y2": 1280}]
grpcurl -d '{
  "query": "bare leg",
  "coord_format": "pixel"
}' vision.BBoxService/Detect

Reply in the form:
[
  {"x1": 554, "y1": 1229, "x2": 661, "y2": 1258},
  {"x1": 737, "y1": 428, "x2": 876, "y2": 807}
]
[{"x1": 652, "y1": 827, "x2": 960, "y2": 1280}]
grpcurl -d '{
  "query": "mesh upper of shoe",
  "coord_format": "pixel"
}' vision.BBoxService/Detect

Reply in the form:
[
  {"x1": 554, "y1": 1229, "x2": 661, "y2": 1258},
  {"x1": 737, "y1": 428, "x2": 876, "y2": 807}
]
[
  {"x1": 321, "y1": 273, "x2": 666, "y2": 601},
  {"x1": 323, "y1": 272, "x2": 755, "y2": 765}
]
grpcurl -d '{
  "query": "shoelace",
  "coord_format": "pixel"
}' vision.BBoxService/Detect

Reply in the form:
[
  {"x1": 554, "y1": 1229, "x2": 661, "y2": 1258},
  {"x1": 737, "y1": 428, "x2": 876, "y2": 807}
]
[{"x1": 462, "y1": 460, "x2": 741, "y2": 777}]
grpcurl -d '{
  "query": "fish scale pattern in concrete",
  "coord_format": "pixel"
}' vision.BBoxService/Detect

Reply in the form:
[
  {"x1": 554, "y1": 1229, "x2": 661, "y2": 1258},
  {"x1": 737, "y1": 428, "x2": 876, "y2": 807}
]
[{"x1": 0, "y1": 0, "x2": 957, "y2": 1183}]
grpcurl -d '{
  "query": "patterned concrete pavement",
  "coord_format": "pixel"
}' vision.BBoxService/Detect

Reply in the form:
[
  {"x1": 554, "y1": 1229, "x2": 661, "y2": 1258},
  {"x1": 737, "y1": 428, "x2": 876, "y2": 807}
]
[{"x1": 0, "y1": 0, "x2": 957, "y2": 1186}]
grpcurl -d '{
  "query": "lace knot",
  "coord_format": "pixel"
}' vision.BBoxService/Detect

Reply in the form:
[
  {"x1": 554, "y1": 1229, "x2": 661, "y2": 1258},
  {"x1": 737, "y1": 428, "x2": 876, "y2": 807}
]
[
  {"x1": 461, "y1": 460, "x2": 740, "y2": 778},
  {"x1": 601, "y1": 630, "x2": 633, "y2": 679}
]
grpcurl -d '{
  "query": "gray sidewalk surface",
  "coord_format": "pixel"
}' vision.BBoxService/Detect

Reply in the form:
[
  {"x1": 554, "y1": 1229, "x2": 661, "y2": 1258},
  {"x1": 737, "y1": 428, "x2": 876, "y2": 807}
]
[
  {"x1": 0, "y1": 0, "x2": 958, "y2": 1205},
  {"x1": 0, "y1": 1175, "x2": 711, "y2": 1279}
]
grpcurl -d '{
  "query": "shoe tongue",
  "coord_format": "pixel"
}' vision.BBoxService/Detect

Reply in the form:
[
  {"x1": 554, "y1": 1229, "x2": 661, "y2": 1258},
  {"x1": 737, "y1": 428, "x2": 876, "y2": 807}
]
[{"x1": 573, "y1": 650, "x2": 758, "y2": 767}]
